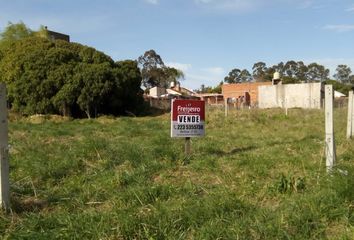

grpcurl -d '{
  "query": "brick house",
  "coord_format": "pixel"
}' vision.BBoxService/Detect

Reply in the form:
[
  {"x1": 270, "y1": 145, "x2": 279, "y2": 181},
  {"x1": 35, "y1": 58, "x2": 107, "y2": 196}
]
[
  {"x1": 198, "y1": 93, "x2": 224, "y2": 105},
  {"x1": 222, "y1": 82, "x2": 272, "y2": 106}
]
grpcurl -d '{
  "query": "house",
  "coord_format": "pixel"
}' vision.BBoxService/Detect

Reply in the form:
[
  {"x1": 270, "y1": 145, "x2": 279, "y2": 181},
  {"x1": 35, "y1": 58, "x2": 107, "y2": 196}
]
[
  {"x1": 146, "y1": 83, "x2": 199, "y2": 110},
  {"x1": 170, "y1": 82, "x2": 199, "y2": 98},
  {"x1": 149, "y1": 87, "x2": 172, "y2": 98},
  {"x1": 45, "y1": 26, "x2": 70, "y2": 42},
  {"x1": 148, "y1": 85, "x2": 199, "y2": 99},
  {"x1": 198, "y1": 93, "x2": 224, "y2": 105},
  {"x1": 334, "y1": 90, "x2": 345, "y2": 98},
  {"x1": 222, "y1": 82, "x2": 272, "y2": 106}
]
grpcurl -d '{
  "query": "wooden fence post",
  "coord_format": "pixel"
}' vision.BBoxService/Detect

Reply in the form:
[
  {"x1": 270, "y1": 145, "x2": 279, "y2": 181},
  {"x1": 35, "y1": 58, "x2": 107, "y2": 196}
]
[
  {"x1": 347, "y1": 91, "x2": 354, "y2": 139},
  {"x1": 0, "y1": 83, "x2": 10, "y2": 210},
  {"x1": 224, "y1": 98, "x2": 228, "y2": 117},
  {"x1": 325, "y1": 85, "x2": 336, "y2": 172},
  {"x1": 185, "y1": 137, "x2": 191, "y2": 156}
]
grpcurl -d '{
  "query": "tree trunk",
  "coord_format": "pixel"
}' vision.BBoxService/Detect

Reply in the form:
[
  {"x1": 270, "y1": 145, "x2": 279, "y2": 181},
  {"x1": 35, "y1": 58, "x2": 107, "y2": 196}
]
[
  {"x1": 62, "y1": 103, "x2": 71, "y2": 117},
  {"x1": 85, "y1": 105, "x2": 91, "y2": 119}
]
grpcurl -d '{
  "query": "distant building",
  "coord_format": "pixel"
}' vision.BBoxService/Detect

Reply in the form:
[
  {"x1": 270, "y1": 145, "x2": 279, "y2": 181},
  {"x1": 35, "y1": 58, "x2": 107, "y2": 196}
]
[
  {"x1": 45, "y1": 26, "x2": 70, "y2": 42},
  {"x1": 198, "y1": 93, "x2": 224, "y2": 105},
  {"x1": 334, "y1": 90, "x2": 345, "y2": 98},
  {"x1": 146, "y1": 83, "x2": 199, "y2": 110},
  {"x1": 222, "y1": 82, "x2": 272, "y2": 106},
  {"x1": 258, "y1": 82, "x2": 322, "y2": 109},
  {"x1": 149, "y1": 87, "x2": 168, "y2": 98},
  {"x1": 170, "y1": 82, "x2": 199, "y2": 98}
]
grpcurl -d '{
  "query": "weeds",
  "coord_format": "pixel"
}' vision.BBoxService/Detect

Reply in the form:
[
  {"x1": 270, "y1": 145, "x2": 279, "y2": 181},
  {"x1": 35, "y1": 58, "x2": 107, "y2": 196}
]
[
  {"x1": 277, "y1": 173, "x2": 306, "y2": 194},
  {"x1": 0, "y1": 108, "x2": 353, "y2": 239}
]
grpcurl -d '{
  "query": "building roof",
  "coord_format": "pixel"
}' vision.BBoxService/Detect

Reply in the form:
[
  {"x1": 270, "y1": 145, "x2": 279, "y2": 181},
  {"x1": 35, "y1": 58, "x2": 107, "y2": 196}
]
[
  {"x1": 45, "y1": 27, "x2": 70, "y2": 42},
  {"x1": 166, "y1": 89, "x2": 182, "y2": 95},
  {"x1": 198, "y1": 93, "x2": 223, "y2": 97},
  {"x1": 334, "y1": 90, "x2": 346, "y2": 98}
]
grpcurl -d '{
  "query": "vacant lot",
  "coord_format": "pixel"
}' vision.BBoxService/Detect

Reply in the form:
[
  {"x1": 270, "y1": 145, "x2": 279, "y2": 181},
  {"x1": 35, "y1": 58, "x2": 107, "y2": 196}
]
[{"x1": 1, "y1": 108, "x2": 353, "y2": 239}]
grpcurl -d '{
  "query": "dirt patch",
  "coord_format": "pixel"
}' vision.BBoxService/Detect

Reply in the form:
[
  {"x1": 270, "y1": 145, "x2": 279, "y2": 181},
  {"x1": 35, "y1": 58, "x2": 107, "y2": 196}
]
[
  {"x1": 26, "y1": 114, "x2": 71, "y2": 124},
  {"x1": 11, "y1": 196, "x2": 48, "y2": 213}
]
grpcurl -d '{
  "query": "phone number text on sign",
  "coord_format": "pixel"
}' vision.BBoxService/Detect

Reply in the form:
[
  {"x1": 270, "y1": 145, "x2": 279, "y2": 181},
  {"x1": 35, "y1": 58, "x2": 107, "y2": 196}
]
[{"x1": 171, "y1": 99, "x2": 205, "y2": 138}]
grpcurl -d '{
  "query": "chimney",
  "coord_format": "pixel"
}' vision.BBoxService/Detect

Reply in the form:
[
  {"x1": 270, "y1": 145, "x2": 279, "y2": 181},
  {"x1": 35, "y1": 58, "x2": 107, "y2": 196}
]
[{"x1": 176, "y1": 82, "x2": 181, "y2": 92}]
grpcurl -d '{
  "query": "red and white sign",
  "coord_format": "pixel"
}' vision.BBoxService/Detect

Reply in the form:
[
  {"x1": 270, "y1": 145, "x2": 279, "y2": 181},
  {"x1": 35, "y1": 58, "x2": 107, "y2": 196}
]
[{"x1": 171, "y1": 99, "x2": 205, "y2": 137}]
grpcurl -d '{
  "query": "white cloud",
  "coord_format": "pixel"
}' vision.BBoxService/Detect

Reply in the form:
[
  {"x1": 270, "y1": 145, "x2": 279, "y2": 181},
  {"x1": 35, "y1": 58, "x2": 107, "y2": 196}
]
[
  {"x1": 194, "y1": 0, "x2": 261, "y2": 12},
  {"x1": 164, "y1": 63, "x2": 225, "y2": 90},
  {"x1": 165, "y1": 62, "x2": 192, "y2": 72},
  {"x1": 144, "y1": 0, "x2": 159, "y2": 5},
  {"x1": 323, "y1": 24, "x2": 354, "y2": 32},
  {"x1": 346, "y1": 6, "x2": 354, "y2": 12},
  {"x1": 182, "y1": 67, "x2": 225, "y2": 90},
  {"x1": 183, "y1": 72, "x2": 223, "y2": 90},
  {"x1": 193, "y1": 0, "x2": 318, "y2": 12},
  {"x1": 296, "y1": 0, "x2": 313, "y2": 9},
  {"x1": 163, "y1": 61, "x2": 222, "y2": 89},
  {"x1": 304, "y1": 58, "x2": 354, "y2": 76},
  {"x1": 202, "y1": 67, "x2": 225, "y2": 75}
]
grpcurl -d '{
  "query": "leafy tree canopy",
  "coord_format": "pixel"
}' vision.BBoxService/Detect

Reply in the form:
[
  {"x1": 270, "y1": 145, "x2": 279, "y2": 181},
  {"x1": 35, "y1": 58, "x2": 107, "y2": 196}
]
[
  {"x1": 224, "y1": 68, "x2": 252, "y2": 83},
  {"x1": 333, "y1": 64, "x2": 352, "y2": 83},
  {"x1": 138, "y1": 49, "x2": 184, "y2": 88},
  {"x1": 224, "y1": 61, "x2": 332, "y2": 84},
  {"x1": 0, "y1": 21, "x2": 32, "y2": 44},
  {"x1": 0, "y1": 22, "x2": 143, "y2": 118},
  {"x1": 196, "y1": 82, "x2": 223, "y2": 94}
]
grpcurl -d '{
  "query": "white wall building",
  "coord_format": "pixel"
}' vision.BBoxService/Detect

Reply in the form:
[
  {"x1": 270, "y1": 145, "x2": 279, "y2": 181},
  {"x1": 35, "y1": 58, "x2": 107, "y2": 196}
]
[{"x1": 258, "y1": 83, "x2": 322, "y2": 109}]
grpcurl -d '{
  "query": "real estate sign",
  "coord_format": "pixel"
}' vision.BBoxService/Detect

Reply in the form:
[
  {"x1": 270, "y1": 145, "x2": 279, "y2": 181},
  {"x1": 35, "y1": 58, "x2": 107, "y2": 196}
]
[{"x1": 171, "y1": 99, "x2": 205, "y2": 137}]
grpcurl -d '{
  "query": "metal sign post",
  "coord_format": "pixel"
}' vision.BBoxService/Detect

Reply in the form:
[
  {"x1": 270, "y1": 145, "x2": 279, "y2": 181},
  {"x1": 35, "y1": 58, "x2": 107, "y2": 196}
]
[
  {"x1": 224, "y1": 98, "x2": 228, "y2": 117},
  {"x1": 185, "y1": 137, "x2": 191, "y2": 156},
  {"x1": 0, "y1": 83, "x2": 9, "y2": 210},
  {"x1": 325, "y1": 85, "x2": 336, "y2": 172},
  {"x1": 171, "y1": 99, "x2": 205, "y2": 157}
]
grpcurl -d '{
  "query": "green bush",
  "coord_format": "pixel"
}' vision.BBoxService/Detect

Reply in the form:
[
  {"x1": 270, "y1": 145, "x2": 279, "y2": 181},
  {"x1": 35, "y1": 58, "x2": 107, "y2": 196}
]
[{"x1": 0, "y1": 26, "x2": 143, "y2": 118}]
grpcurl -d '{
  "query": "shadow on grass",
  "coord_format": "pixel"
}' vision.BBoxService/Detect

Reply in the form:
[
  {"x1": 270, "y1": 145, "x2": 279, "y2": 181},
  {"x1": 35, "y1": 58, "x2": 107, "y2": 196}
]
[
  {"x1": 207, "y1": 146, "x2": 257, "y2": 156},
  {"x1": 10, "y1": 195, "x2": 48, "y2": 213},
  {"x1": 206, "y1": 135, "x2": 320, "y2": 157}
]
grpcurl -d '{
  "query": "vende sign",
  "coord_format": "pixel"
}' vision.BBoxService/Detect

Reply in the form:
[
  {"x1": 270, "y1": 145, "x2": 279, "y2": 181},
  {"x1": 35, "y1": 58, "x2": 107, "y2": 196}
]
[{"x1": 171, "y1": 99, "x2": 205, "y2": 137}]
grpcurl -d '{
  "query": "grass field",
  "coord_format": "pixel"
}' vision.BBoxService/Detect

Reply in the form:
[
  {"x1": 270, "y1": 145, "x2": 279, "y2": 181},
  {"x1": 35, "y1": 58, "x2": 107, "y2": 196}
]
[{"x1": 1, "y1": 107, "x2": 353, "y2": 239}]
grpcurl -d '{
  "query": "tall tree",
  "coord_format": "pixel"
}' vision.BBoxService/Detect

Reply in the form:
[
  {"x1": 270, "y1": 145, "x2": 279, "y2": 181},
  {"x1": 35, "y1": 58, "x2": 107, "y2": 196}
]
[
  {"x1": 164, "y1": 67, "x2": 184, "y2": 86},
  {"x1": 306, "y1": 63, "x2": 329, "y2": 82},
  {"x1": 283, "y1": 60, "x2": 298, "y2": 79},
  {"x1": 137, "y1": 49, "x2": 183, "y2": 88},
  {"x1": 224, "y1": 68, "x2": 241, "y2": 83},
  {"x1": 252, "y1": 62, "x2": 267, "y2": 82},
  {"x1": 272, "y1": 62, "x2": 285, "y2": 76},
  {"x1": 224, "y1": 68, "x2": 252, "y2": 83},
  {"x1": 333, "y1": 64, "x2": 352, "y2": 83},
  {"x1": 138, "y1": 49, "x2": 165, "y2": 88},
  {"x1": 350, "y1": 75, "x2": 354, "y2": 84},
  {"x1": 239, "y1": 69, "x2": 252, "y2": 82},
  {"x1": 295, "y1": 61, "x2": 308, "y2": 81}
]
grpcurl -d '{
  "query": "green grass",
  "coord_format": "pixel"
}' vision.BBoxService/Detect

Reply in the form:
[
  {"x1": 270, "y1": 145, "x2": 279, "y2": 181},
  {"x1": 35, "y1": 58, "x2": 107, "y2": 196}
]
[{"x1": 1, "y1": 108, "x2": 353, "y2": 239}]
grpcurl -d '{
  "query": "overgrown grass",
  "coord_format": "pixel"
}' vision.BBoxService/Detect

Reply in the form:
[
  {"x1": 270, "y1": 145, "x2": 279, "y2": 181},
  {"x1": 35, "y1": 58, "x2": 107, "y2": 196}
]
[{"x1": 1, "y1": 108, "x2": 353, "y2": 239}]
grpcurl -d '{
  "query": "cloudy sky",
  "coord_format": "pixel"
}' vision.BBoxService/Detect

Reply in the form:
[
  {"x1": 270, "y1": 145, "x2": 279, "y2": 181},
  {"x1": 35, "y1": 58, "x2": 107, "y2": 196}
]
[{"x1": 1, "y1": 0, "x2": 354, "y2": 89}]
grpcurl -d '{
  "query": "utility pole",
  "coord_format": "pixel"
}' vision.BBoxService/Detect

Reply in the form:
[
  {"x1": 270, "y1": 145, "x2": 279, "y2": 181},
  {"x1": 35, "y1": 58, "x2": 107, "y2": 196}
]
[{"x1": 0, "y1": 83, "x2": 9, "y2": 210}]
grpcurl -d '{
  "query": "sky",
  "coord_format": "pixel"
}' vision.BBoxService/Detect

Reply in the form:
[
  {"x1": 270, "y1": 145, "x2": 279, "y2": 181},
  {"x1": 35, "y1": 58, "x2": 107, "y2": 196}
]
[{"x1": 1, "y1": 0, "x2": 354, "y2": 90}]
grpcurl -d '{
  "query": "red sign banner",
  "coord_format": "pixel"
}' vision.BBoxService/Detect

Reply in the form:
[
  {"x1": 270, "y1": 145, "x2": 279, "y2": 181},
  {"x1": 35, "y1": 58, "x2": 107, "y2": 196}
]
[{"x1": 171, "y1": 99, "x2": 205, "y2": 137}]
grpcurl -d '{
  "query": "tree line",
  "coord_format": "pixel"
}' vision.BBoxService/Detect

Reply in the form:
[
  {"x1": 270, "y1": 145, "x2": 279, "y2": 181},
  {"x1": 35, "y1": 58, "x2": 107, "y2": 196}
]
[
  {"x1": 197, "y1": 61, "x2": 354, "y2": 94},
  {"x1": 0, "y1": 22, "x2": 182, "y2": 118},
  {"x1": 224, "y1": 61, "x2": 354, "y2": 84}
]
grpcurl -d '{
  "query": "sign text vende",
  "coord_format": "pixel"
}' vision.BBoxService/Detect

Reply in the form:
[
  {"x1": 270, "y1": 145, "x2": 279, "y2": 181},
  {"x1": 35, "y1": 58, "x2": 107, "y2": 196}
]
[{"x1": 177, "y1": 115, "x2": 200, "y2": 123}]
